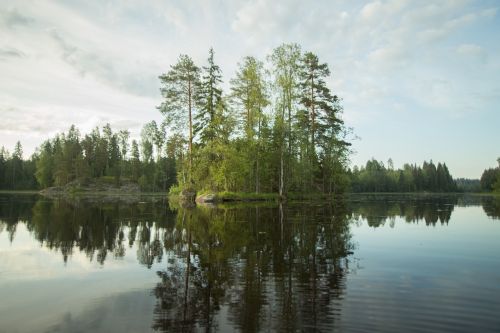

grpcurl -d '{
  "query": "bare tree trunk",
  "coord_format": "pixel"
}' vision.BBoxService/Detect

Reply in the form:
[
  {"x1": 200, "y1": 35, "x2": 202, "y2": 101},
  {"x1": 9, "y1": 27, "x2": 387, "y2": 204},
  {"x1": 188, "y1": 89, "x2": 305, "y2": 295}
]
[
  {"x1": 279, "y1": 101, "x2": 285, "y2": 198},
  {"x1": 188, "y1": 80, "x2": 193, "y2": 184},
  {"x1": 256, "y1": 110, "x2": 261, "y2": 193},
  {"x1": 279, "y1": 150, "x2": 284, "y2": 197},
  {"x1": 310, "y1": 72, "x2": 315, "y2": 150},
  {"x1": 287, "y1": 90, "x2": 292, "y2": 194}
]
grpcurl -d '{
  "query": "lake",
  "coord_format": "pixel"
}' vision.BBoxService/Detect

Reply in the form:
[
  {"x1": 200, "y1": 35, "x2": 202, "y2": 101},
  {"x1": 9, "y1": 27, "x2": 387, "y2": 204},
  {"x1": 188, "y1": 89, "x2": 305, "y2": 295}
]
[{"x1": 0, "y1": 194, "x2": 499, "y2": 332}]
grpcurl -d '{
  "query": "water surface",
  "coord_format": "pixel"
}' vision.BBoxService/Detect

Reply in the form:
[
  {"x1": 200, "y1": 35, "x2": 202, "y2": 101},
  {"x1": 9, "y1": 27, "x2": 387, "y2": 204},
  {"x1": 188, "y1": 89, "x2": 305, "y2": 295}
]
[{"x1": 0, "y1": 194, "x2": 499, "y2": 332}]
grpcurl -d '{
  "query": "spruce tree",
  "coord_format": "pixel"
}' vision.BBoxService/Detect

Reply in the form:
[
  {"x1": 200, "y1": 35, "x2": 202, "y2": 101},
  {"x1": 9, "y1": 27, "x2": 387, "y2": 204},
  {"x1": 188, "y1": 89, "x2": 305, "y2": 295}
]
[{"x1": 195, "y1": 48, "x2": 223, "y2": 144}]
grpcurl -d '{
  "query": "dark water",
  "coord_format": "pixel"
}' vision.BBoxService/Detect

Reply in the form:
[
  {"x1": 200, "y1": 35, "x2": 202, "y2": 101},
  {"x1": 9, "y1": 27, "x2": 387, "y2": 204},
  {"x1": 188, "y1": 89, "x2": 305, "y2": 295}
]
[{"x1": 0, "y1": 194, "x2": 499, "y2": 333}]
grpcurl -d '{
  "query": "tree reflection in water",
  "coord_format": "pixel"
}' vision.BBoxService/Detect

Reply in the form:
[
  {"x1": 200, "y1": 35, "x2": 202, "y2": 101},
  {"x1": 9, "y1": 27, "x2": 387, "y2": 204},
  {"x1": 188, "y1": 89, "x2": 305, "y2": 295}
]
[
  {"x1": 150, "y1": 201, "x2": 353, "y2": 332},
  {"x1": 481, "y1": 196, "x2": 500, "y2": 219},
  {"x1": 0, "y1": 194, "x2": 498, "y2": 332}
]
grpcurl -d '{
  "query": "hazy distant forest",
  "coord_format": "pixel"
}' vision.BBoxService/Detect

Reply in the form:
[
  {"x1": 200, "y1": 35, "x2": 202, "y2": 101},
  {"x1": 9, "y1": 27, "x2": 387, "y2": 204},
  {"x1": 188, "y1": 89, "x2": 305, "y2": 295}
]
[{"x1": 0, "y1": 44, "x2": 499, "y2": 195}]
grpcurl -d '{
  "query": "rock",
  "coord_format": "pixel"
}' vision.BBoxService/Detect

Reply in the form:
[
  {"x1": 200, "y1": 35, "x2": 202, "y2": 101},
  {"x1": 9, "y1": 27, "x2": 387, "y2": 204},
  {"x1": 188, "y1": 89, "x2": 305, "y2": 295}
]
[
  {"x1": 39, "y1": 179, "x2": 141, "y2": 198},
  {"x1": 196, "y1": 193, "x2": 217, "y2": 203}
]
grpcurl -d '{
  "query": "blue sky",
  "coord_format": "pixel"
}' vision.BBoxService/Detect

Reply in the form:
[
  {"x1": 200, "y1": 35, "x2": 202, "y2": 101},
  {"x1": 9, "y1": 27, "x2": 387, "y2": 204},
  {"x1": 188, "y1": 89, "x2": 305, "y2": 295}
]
[{"x1": 0, "y1": 0, "x2": 499, "y2": 178}]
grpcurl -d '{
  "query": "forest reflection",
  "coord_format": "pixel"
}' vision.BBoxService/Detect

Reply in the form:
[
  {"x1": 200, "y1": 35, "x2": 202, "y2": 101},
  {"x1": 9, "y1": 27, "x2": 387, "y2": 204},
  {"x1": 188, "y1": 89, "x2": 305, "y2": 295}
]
[
  {"x1": 0, "y1": 194, "x2": 499, "y2": 332},
  {"x1": 150, "y1": 202, "x2": 353, "y2": 332}
]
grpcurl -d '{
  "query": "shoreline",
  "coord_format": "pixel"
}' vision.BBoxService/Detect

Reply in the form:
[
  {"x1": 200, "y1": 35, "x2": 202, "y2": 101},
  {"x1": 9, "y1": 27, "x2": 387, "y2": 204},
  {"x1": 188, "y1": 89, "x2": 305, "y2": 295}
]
[{"x1": 0, "y1": 190, "x2": 497, "y2": 200}]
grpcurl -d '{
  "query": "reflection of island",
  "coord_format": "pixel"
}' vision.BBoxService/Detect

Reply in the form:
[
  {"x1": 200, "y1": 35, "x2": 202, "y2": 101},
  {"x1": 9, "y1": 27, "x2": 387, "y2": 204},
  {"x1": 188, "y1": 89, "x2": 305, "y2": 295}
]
[
  {"x1": 0, "y1": 195, "x2": 176, "y2": 264},
  {"x1": 0, "y1": 196, "x2": 353, "y2": 332},
  {"x1": 1, "y1": 194, "x2": 498, "y2": 331},
  {"x1": 151, "y1": 203, "x2": 353, "y2": 332}
]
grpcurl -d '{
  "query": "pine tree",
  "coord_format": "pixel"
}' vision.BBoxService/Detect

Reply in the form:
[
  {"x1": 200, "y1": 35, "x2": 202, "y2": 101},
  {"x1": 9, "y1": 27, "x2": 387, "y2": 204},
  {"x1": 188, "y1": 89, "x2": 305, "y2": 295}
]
[
  {"x1": 11, "y1": 141, "x2": 23, "y2": 189},
  {"x1": 131, "y1": 140, "x2": 141, "y2": 181},
  {"x1": 0, "y1": 147, "x2": 6, "y2": 189},
  {"x1": 158, "y1": 55, "x2": 201, "y2": 184},
  {"x1": 299, "y1": 52, "x2": 349, "y2": 191}
]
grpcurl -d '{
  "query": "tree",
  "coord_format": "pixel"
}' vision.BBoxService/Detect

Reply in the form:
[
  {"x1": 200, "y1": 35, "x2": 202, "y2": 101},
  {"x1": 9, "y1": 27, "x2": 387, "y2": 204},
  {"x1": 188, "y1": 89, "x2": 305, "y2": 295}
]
[
  {"x1": 0, "y1": 147, "x2": 7, "y2": 189},
  {"x1": 481, "y1": 168, "x2": 498, "y2": 192},
  {"x1": 230, "y1": 56, "x2": 269, "y2": 192},
  {"x1": 130, "y1": 140, "x2": 141, "y2": 181},
  {"x1": 158, "y1": 54, "x2": 201, "y2": 184},
  {"x1": 118, "y1": 130, "x2": 130, "y2": 179},
  {"x1": 269, "y1": 43, "x2": 301, "y2": 197},
  {"x1": 316, "y1": 95, "x2": 351, "y2": 193},
  {"x1": 141, "y1": 123, "x2": 154, "y2": 164},
  {"x1": 492, "y1": 157, "x2": 500, "y2": 193},
  {"x1": 35, "y1": 141, "x2": 54, "y2": 188},
  {"x1": 195, "y1": 48, "x2": 223, "y2": 144},
  {"x1": 11, "y1": 141, "x2": 23, "y2": 189},
  {"x1": 9, "y1": 43, "x2": 354, "y2": 195},
  {"x1": 299, "y1": 52, "x2": 349, "y2": 191},
  {"x1": 299, "y1": 52, "x2": 330, "y2": 153}
]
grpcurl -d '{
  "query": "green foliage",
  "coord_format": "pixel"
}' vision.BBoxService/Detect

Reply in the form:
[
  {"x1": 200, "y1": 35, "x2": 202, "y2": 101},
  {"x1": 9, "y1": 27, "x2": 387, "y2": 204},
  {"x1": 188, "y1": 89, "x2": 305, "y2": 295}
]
[
  {"x1": 230, "y1": 56, "x2": 270, "y2": 193},
  {"x1": 481, "y1": 157, "x2": 500, "y2": 193},
  {"x1": 350, "y1": 159, "x2": 458, "y2": 193},
  {"x1": 195, "y1": 48, "x2": 224, "y2": 143},
  {"x1": 168, "y1": 184, "x2": 182, "y2": 195},
  {"x1": 156, "y1": 44, "x2": 350, "y2": 196},
  {"x1": 27, "y1": 124, "x2": 177, "y2": 191},
  {"x1": 494, "y1": 178, "x2": 500, "y2": 193},
  {"x1": 4, "y1": 44, "x2": 352, "y2": 196},
  {"x1": 158, "y1": 54, "x2": 201, "y2": 134},
  {"x1": 0, "y1": 143, "x2": 37, "y2": 190},
  {"x1": 154, "y1": 44, "x2": 352, "y2": 196},
  {"x1": 481, "y1": 164, "x2": 500, "y2": 192},
  {"x1": 455, "y1": 178, "x2": 481, "y2": 193},
  {"x1": 158, "y1": 54, "x2": 201, "y2": 183}
]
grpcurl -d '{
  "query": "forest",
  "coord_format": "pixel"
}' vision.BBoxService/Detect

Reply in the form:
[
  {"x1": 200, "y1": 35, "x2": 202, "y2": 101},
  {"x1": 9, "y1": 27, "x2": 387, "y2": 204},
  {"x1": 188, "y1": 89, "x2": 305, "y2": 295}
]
[
  {"x1": 0, "y1": 43, "x2": 498, "y2": 195},
  {"x1": 349, "y1": 159, "x2": 457, "y2": 193},
  {"x1": 2, "y1": 136, "x2": 499, "y2": 195},
  {"x1": 1, "y1": 44, "x2": 352, "y2": 195},
  {"x1": 480, "y1": 159, "x2": 500, "y2": 193}
]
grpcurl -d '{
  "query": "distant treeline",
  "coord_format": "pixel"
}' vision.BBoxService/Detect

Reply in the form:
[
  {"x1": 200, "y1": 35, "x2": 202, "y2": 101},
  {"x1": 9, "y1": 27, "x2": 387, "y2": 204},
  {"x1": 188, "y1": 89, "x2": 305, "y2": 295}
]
[
  {"x1": 349, "y1": 159, "x2": 457, "y2": 193},
  {"x1": 455, "y1": 178, "x2": 481, "y2": 192},
  {"x1": 1, "y1": 138, "x2": 498, "y2": 195},
  {"x1": 480, "y1": 159, "x2": 500, "y2": 193},
  {"x1": 0, "y1": 125, "x2": 177, "y2": 192},
  {"x1": 0, "y1": 143, "x2": 37, "y2": 190},
  {"x1": 349, "y1": 158, "x2": 500, "y2": 194},
  {"x1": 34, "y1": 124, "x2": 176, "y2": 192}
]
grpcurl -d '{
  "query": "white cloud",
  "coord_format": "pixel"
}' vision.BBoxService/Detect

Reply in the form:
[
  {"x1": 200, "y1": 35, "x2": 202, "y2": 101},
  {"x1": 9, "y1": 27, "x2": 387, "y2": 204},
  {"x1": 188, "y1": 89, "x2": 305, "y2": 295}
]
[
  {"x1": 360, "y1": 1, "x2": 383, "y2": 20},
  {"x1": 0, "y1": 0, "x2": 498, "y2": 177},
  {"x1": 0, "y1": 47, "x2": 24, "y2": 59},
  {"x1": 0, "y1": 7, "x2": 34, "y2": 28},
  {"x1": 456, "y1": 43, "x2": 487, "y2": 62}
]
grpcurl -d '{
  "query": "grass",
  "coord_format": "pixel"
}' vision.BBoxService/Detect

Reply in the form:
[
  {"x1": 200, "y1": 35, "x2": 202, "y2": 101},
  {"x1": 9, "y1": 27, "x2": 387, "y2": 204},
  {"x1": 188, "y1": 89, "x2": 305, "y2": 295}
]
[
  {"x1": 214, "y1": 191, "x2": 279, "y2": 202},
  {"x1": 191, "y1": 191, "x2": 342, "y2": 203}
]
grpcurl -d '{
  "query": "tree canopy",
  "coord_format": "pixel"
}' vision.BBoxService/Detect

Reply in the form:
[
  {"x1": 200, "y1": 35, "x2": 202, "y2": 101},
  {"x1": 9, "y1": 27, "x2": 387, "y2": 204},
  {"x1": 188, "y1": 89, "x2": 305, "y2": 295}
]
[{"x1": 5, "y1": 44, "x2": 490, "y2": 196}]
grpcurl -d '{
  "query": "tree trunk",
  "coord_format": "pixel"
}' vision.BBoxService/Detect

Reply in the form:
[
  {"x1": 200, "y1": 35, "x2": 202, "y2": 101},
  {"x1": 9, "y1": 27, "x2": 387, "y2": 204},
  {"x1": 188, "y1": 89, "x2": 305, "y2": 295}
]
[
  {"x1": 188, "y1": 80, "x2": 193, "y2": 184},
  {"x1": 255, "y1": 108, "x2": 261, "y2": 193},
  {"x1": 310, "y1": 71, "x2": 315, "y2": 190}
]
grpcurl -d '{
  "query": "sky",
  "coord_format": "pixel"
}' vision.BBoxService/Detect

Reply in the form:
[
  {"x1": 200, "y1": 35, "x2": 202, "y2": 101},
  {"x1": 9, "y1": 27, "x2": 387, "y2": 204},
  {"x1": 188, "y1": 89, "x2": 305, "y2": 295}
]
[{"x1": 0, "y1": 0, "x2": 499, "y2": 178}]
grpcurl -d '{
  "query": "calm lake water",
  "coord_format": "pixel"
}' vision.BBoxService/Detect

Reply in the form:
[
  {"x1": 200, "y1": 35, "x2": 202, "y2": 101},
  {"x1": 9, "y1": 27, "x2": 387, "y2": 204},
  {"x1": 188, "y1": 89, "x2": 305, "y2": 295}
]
[{"x1": 0, "y1": 194, "x2": 499, "y2": 333}]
